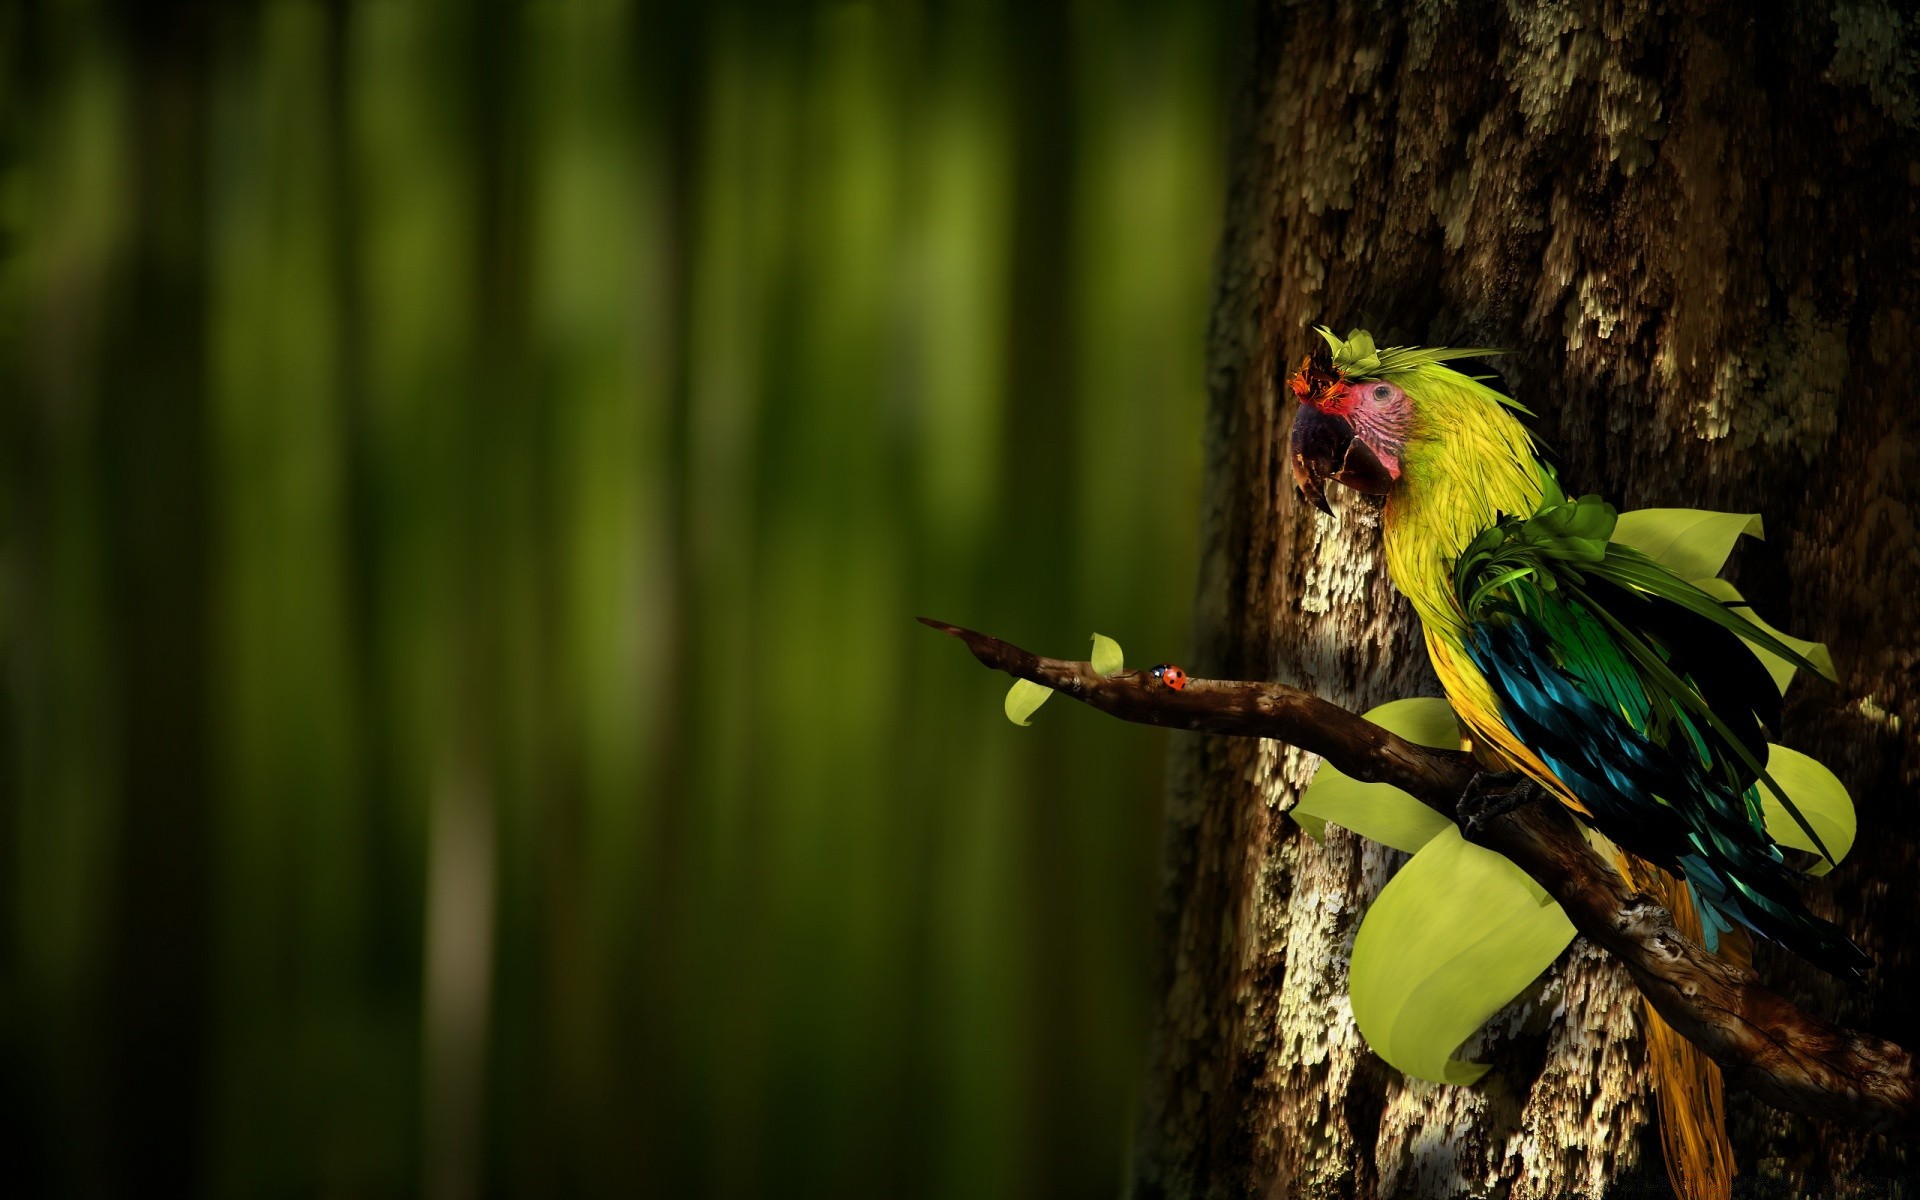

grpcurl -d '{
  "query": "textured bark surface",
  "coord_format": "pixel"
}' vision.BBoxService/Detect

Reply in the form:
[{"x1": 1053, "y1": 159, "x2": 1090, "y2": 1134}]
[{"x1": 1131, "y1": 3, "x2": 1920, "y2": 1198}]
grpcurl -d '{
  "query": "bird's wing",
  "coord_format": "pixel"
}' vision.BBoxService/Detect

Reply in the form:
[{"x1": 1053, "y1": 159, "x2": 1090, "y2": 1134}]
[{"x1": 1450, "y1": 490, "x2": 1865, "y2": 977}]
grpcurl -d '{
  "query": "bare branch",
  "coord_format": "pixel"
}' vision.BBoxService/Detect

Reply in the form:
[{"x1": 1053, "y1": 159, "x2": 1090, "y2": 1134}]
[{"x1": 921, "y1": 617, "x2": 1917, "y2": 1133}]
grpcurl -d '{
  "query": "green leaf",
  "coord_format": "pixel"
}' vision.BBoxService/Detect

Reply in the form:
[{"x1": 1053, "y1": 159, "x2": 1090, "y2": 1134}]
[
  {"x1": 1610, "y1": 508, "x2": 1763, "y2": 581},
  {"x1": 1760, "y1": 744, "x2": 1856, "y2": 877},
  {"x1": 1293, "y1": 698, "x2": 1459, "y2": 853},
  {"x1": 1691, "y1": 577, "x2": 1837, "y2": 692},
  {"x1": 1349, "y1": 826, "x2": 1576, "y2": 1085},
  {"x1": 1313, "y1": 326, "x2": 1385, "y2": 376},
  {"x1": 1090, "y1": 632, "x2": 1124, "y2": 678},
  {"x1": 1539, "y1": 471, "x2": 1566, "y2": 510},
  {"x1": 1004, "y1": 679, "x2": 1053, "y2": 726},
  {"x1": 1520, "y1": 492, "x2": 1616, "y2": 562},
  {"x1": 1339, "y1": 329, "x2": 1380, "y2": 374}
]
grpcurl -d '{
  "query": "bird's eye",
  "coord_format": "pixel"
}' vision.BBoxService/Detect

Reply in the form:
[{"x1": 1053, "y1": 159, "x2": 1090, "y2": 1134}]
[{"x1": 1373, "y1": 385, "x2": 1391, "y2": 400}]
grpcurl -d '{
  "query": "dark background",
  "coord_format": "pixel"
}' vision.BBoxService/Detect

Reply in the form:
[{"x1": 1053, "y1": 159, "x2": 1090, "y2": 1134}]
[{"x1": 0, "y1": 0, "x2": 1246, "y2": 1196}]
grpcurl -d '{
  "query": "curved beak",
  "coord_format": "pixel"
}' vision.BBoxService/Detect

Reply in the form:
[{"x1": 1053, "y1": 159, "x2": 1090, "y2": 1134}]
[{"x1": 1290, "y1": 406, "x2": 1394, "y2": 516}]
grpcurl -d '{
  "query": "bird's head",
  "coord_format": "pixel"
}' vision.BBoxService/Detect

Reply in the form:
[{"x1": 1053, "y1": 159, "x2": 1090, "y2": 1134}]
[
  {"x1": 1286, "y1": 326, "x2": 1516, "y2": 515},
  {"x1": 1286, "y1": 331, "x2": 1404, "y2": 515}
]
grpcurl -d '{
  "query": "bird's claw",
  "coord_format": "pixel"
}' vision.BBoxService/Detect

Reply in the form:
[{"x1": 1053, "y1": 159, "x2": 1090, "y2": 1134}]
[{"x1": 1458, "y1": 770, "x2": 1542, "y2": 835}]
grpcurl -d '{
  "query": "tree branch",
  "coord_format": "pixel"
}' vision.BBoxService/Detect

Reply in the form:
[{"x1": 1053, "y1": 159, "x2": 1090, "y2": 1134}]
[{"x1": 921, "y1": 617, "x2": 1917, "y2": 1133}]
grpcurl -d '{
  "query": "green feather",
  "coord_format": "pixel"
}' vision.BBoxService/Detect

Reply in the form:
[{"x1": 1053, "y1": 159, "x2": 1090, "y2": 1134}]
[
  {"x1": 1312, "y1": 325, "x2": 1531, "y2": 415},
  {"x1": 1563, "y1": 578, "x2": 1837, "y2": 866},
  {"x1": 1588, "y1": 548, "x2": 1829, "y2": 681},
  {"x1": 1453, "y1": 486, "x2": 1840, "y2": 867}
]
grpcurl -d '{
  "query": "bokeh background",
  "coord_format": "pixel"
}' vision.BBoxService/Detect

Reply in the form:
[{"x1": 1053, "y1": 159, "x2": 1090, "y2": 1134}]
[{"x1": 0, "y1": 0, "x2": 1242, "y2": 1196}]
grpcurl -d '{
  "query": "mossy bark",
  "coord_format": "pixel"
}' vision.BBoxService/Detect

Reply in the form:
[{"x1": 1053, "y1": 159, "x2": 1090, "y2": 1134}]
[{"x1": 1131, "y1": 3, "x2": 1920, "y2": 1197}]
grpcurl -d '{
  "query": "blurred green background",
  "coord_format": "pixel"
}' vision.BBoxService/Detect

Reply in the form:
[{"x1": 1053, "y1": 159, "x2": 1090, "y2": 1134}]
[{"x1": 0, "y1": 0, "x2": 1235, "y2": 1195}]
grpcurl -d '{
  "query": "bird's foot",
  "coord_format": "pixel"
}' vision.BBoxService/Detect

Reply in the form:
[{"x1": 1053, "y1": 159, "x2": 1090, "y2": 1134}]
[{"x1": 1458, "y1": 770, "x2": 1543, "y2": 835}]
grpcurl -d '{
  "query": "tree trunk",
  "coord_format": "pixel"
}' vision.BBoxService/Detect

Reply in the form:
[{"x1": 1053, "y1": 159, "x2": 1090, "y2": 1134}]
[{"x1": 1130, "y1": 4, "x2": 1920, "y2": 1197}]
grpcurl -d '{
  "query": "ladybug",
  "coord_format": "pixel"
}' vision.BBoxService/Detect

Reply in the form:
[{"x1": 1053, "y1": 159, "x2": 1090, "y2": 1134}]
[{"x1": 1150, "y1": 663, "x2": 1188, "y2": 691}]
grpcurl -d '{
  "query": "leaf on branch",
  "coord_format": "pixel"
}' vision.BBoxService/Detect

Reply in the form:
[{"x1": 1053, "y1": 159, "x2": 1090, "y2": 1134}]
[
  {"x1": 1691, "y1": 577, "x2": 1836, "y2": 692},
  {"x1": 922, "y1": 616, "x2": 1918, "y2": 1130},
  {"x1": 1610, "y1": 507, "x2": 1834, "y2": 692},
  {"x1": 1293, "y1": 697, "x2": 1461, "y2": 853},
  {"x1": 1349, "y1": 825, "x2": 1576, "y2": 1085},
  {"x1": 1090, "y1": 632, "x2": 1124, "y2": 678},
  {"x1": 1004, "y1": 679, "x2": 1053, "y2": 726},
  {"x1": 1611, "y1": 507, "x2": 1764, "y2": 581},
  {"x1": 1761, "y1": 744, "x2": 1856, "y2": 876}
]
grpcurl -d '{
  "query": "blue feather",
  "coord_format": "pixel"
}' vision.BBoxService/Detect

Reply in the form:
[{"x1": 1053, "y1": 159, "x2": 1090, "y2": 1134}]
[{"x1": 1461, "y1": 570, "x2": 1867, "y2": 979}]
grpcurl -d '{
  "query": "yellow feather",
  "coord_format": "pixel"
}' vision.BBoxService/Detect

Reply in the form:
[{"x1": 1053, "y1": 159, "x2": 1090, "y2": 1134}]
[
  {"x1": 1622, "y1": 864, "x2": 1737, "y2": 1200},
  {"x1": 1381, "y1": 363, "x2": 1543, "y2": 646},
  {"x1": 1380, "y1": 362, "x2": 1570, "y2": 802},
  {"x1": 1376, "y1": 353, "x2": 1732, "y2": 1200},
  {"x1": 1426, "y1": 631, "x2": 1590, "y2": 816}
]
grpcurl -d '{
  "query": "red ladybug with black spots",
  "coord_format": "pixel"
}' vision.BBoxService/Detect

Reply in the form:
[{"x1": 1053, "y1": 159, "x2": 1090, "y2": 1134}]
[{"x1": 1150, "y1": 663, "x2": 1187, "y2": 691}]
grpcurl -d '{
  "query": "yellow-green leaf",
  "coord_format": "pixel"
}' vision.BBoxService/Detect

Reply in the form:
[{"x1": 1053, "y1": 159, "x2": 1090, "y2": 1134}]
[
  {"x1": 1760, "y1": 744, "x2": 1856, "y2": 876},
  {"x1": 1090, "y1": 632, "x2": 1124, "y2": 678},
  {"x1": 1610, "y1": 507, "x2": 1763, "y2": 581},
  {"x1": 1004, "y1": 679, "x2": 1052, "y2": 726},
  {"x1": 1692, "y1": 577, "x2": 1837, "y2": 692},
  {"x1": 1293, "y1": 698, "x2": 1459, "y2": 853},
  {"x1": 1349, "y1": 826, "x2": 1575, "y2": 1085}
]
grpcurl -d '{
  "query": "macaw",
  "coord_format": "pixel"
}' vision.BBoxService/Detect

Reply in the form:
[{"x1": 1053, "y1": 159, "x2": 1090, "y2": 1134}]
[{"x1": 1286, "y1": 327, "x2": 1864, "y2": 1199}]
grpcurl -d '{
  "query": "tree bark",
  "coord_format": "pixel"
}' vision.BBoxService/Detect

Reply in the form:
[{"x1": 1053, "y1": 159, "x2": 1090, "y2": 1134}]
[{"x1": 1129, "y1": 4, "x2": 1920, "y2": 1198}]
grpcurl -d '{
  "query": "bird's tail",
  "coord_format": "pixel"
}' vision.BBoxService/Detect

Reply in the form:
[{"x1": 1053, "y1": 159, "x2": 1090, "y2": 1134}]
[{"x1": 1639, "y1": 864, "x2": 1735, "y2": 1200}]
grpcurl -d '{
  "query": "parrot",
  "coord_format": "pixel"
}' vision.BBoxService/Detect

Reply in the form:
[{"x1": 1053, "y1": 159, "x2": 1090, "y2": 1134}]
[{"x1": 1284, "y1": 326, "x2": 1865, "y2": 1200}]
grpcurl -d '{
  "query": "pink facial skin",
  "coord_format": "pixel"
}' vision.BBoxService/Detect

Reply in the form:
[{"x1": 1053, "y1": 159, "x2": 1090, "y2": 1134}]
[{"x1": 1341, "y1": 379, "x2": 1410, "y2": 479}]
